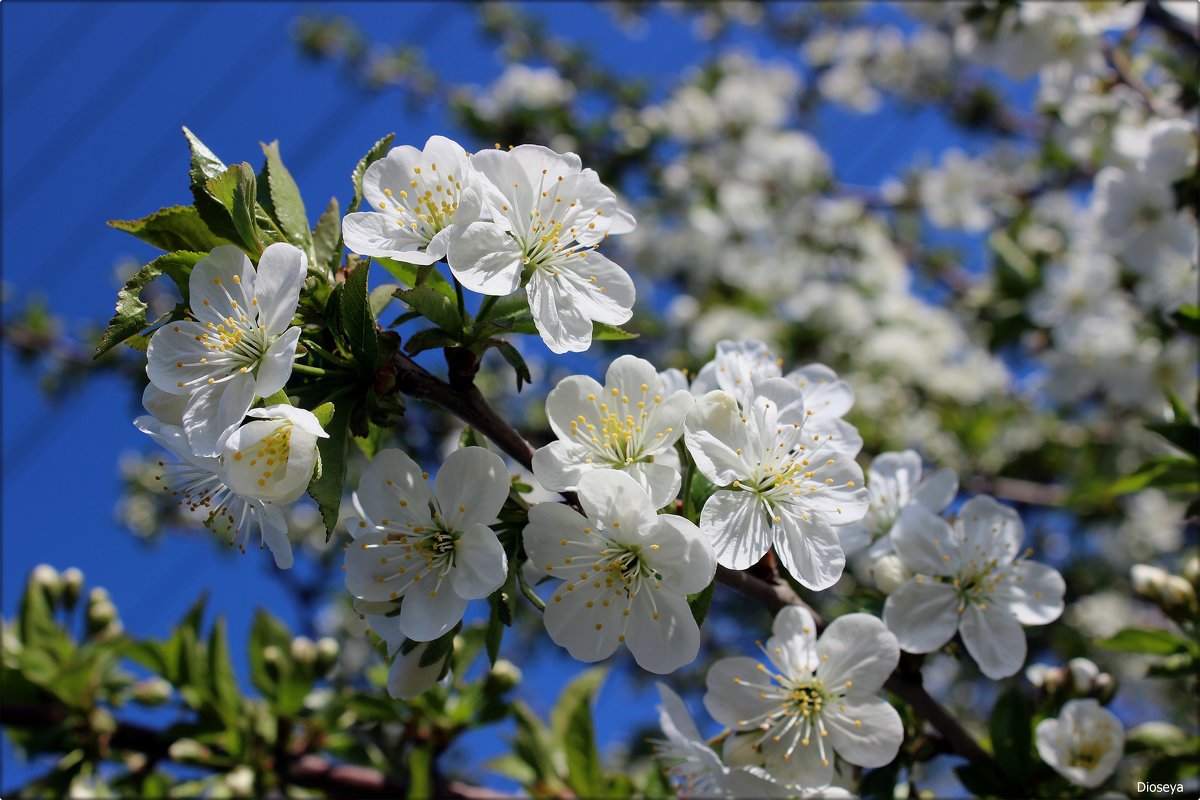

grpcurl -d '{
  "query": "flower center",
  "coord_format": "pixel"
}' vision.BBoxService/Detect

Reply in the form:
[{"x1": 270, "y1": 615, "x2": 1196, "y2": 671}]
[
  {"x1": 786, "y1": 679, "x2": 828, "y2": 717},
  {"x1": 380, "y1": 163, "x2": 460, "y2": 240},
  {"x1": 569, "y1": 388, "x2": 664, "y2": 466},
  {"x1": 232, "y1": 423, "x2": 293, "y2": 490},
  {"x1": 598, "y1": 543, "x2": 661, "y2": 597},
  {"x1": 1065, "y1": 738, "x2": 1108, "y2": 770}
]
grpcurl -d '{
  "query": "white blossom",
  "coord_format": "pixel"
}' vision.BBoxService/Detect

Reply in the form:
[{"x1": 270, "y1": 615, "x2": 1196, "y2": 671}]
[
  {"x1": 837, "y1": 450, "x2": 958, "y2": 558},
  {"x1": 447, "y1": 144, "x2": 636, "y2": 353},
  {"x1": 343, "y1": 447, "x2": 510, "y2": 642},
  {"x1": 883, "y1": 497, "x2": 1065, "y2": 679},
  {"x1": 685, "y1": 381, "x2": 868, "y2": 590},
  {"x1": 146, "y1": 243, "x2": 305, "y2": 456},
  {"x1": 1035, "y1": 699, "x2": 1124, "y2": 788},
  {"x1": 532, "y1": 355, "x2": 693, "y2": 509},
  {"x1": 704, "y1": 606, "x2": 903, "y2": 790},
  {"x1": 222, "y1": 405, "x2": 327, "y2": 504},
  {"x1": 341, "y1": 135, "x2": 474, "y2": 265},
  {"x1": 523, "y1": 470, "x2": 715, "y2": 674}
]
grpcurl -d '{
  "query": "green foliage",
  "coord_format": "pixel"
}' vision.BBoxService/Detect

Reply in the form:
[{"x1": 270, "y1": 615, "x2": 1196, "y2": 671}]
[
  {"x1": 341, "y1": 257, "x2": 380, "y2": 372},
  {"x1": 307, "y1": 400, "x2": 350, "y2": 538},
  {"x1": 550, "y1": 667, "x2": 608, "y2": 798},
  {"x1": 687, "y1": 579, "x2": 716, "y2": 627},
  {"x1": 95, "y1": 251, "x2": 202, "y2": 357},
  {"x1": 107, "y1": 205, "x2": 228, "y2": 253},
  {"x1": 312, "y1": 195, "x2": 343, "y2": 274},
  {"x1": 350, "y1": 132, "x2": 395, "y2": 213},
  {"x1": 1098, "y1": 627, "x2": 1193, "y2": 656},
  {"x1": 258, "y1": 140, "x2": 314, "y2": 261},
  {"x1": 989, "y1": 688, "x2": 1033, "y2": 785}
]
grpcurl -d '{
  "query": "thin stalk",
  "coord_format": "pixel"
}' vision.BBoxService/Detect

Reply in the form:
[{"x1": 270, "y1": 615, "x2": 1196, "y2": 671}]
[{"x1": 517, "y1": 566, "x2": 546, "y2": 612}]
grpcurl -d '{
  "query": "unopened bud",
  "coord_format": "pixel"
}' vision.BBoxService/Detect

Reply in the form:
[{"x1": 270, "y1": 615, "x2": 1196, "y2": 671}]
[
  {"x1": 1066, "y1": 657, "x2": 1099, "y2": 693},
  {"x1": 89, "y1": 707, "x2": 117, "y2": 735},
  {"x1": 262, "y1": 644, "x2": 283, "y2": 680},
  {"x1": 290, "y1": 636, "x2": 316, "y2": 665},
  {"x1": 1041, "y1": 666, "x2": 1065, "y2": 695},
  {"x1": 486, "y1": 659, "x2": 523, "y2": 693},
  {"x1": 315, "y1": 637, "x2": 340, "y2": 674},
  {"x1": 1162, "y1": 575, "x2": 1198, "y2": 619},
  {"x1": 60, "y1": 568, "x2": 84, "y2": 608},
  {"x1": 167, "y1": 738, "x2": 212, "y2": 763},
  {"x1": 870, "y1": 553, "x2": 911, "y2": 595},
  {"x1": 1131, "y1": 564, "x2": 1170, "y2": 603},
  {"x1": 1093, "y1": 672, "x2": 1118, "y2": 704},
  {"x1": 87, "y1": 600, "x2": 118, "y2": 636},
  {"x1": 1025, "y1": 663, "x2": 1052, "y2": 689},
  {"x1": 133, "y1": 677, "x2": 173, "y2": 706},
  {"x1": 1181, "y1": 554, "x2": 1199, "y2": 589},
  {"x1": 31, "y1": 564, "x2": 61, "y2": 596},
  {"x1": 225, "y1": 765, "x2": 255, "y2": 795}
]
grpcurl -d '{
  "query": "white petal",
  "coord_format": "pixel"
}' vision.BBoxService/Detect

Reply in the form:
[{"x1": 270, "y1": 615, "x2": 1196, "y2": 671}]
[
  {"x1": 254, "y1": 243, "x2": 306, "y2": 336},
  {"x1": 449, "y1": 523, "x2": 508, "y2": 599},
  {"x1": 703, "y1": 657, "x2": 777, "y2": 729},
  {"x1": 645, "y1": 514, "x2": 716, "y2": 595},
  {"x1": 342, "y1": 211, "x2": 436, "y2": 262},
  {"x1": 958, "y1": 495, "x2": 1024, "y2": 568},
  {"x1": 700, "y1": 490, "x2": 772, "y2": 570},
  {"x1": 446, "y1": 221, "x2": 524, "y2": 295},
  {"x1": 961, "y1": 602, "x2": 1027, "y2": 679},
  {"x1": 625, "y1": 589, "x2": 700, "y2": 674},
  {"x1": 825, "y1": 696, "x2": 904, "y2": 768},
  {"x1": 352, "y1": 449, "x2": 432, "y2": 529},
  {"x1": 541, "y1": 581, "x2": 622, "y2": 663},
  {"x1": 555, "y1": 250, "x2": 635, "y2": 326},
  {"x1": 575, "y1": 470, "x2": 658, "y2": 537},
  {"x1": 817, "y1": 613, "x2": 899, "y2": 694},
  {"x1": 223, "y1": 419, "x2": 283, "y2": 497},
  {"x1": 891, "y1": 504, "x2": 958, "y2": 577},
  {"x1": 914, "y1": 467, "x2": 958, "y2": 512},
  {"x1": 772, "y1": 512, "x2": 845, "y2": 591},
  {"x1": 656, "y1": 682, "x2": 704, "y2": 743},
  {"x1": 435, "y1": 446, "x2": 510, "y2": 529},
  {"x1": 786, "y1": 363, "x2": 854, "y2": 418},
  {"x1": 398, "y1": 583, "x2": 470, "y2": 642},
  {"x1": 765, "y1": 730, "x2": 833, "y2": 790},
  {"x1": 531, "y1": 441, "x2": 591, "y2": 492},
  {"x1": 183, "y1": 372, "x2": 255, "y2": 457},
  {"x1": 254, "y1": 327, "x2": 300, "y2": 398},
  {"x1": 189, "y1": 246, "x2": 255, "y2": 326},
  {"x1": 145, "y1": 321, "x2": 218, "y2": 395},
  {"x1": 993, "y1": 561, "x2": 1065, "y2": 626},
  {"x1": 543, "y1": 374, "x2": 606, "y2": 440},
  {"x1": 257, "y1": 503, "x2": 293, "y2": 570},
  {"x1": 765, "y1": 606, "x2": 819, "y2": 677},
  {"x1": 685, "y1": 391, "x2": 753, "y2": 486},
  {"x1": 604, "y1": 355, "x2": 660, "y2": 396},
  {"x1": 142, "y1": 383, "x2": 189, "y2": 426},
  {"x1": 527, "y1": 270, "x2": 594, "y2": 354},
  {"x1": 623, "y1": 461, "x2": 681, "y2": 510},
  {"x1": 387, "y1": 643, "x2": 446, "y2": 699},
  {"x1": 882, "y1": 579, "x2": 959, "y2": 653}
]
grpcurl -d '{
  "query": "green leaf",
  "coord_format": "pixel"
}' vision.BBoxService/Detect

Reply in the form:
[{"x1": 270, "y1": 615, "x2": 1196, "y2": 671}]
[
  {"x1": 248, "y1": 609, "x2": 291, "y2": 699},
  {"x1": 204, "y1": 163, "x2": 263, "y2": 255},
  {"x1": 350, "y1": 133, "x2": 395, "y2": 213},
  {"x1": 989, "y1": 688, "x2": 1032, "y2": 782},
  {"x1": 107, "y1": 205, "x2": 227, "y2": 253},
  {"x1": 1145, "y1": 422, "x2": 1200, "y2": 459},
  {"x1": 258, "y1": 140, "x2": 312, "y2": 259},
  {"x1": 487, "y1": 753, "x2": 539, "y2": 786},
  {"x1": 308, "y1": 400, "x2": 351, "y2": 538},
  {"x1": 206, "y1": 616, "x2": 240, "y2": 719},
  {"x1": 370, "y1": 283, "x2": 399, "y2": 318},
  {"x1": 376, "y1": 256, "x2": 455, "y2": 300},
  {"x1": 1098, "y1": 627, "x2": 1192, "y2": 655},
  {"x1": 311, "y1": 402, "x2": 336, "y2": 429},
  {"x1": 183, "y1": 126, "x2": 227, "y2": 184},
  {"x1": 312, "y1": 196, "x2": 342, "y2": 274},
  {"x1": 395, "y1": 286, "x2": 463, "y2": 337},
  {"x1": 550, "y1": 667, "x2": 607, "y2": 798},
  {"x1": 1110, "y1": 456, "x2": 1200, "y2": 496},
  {"x1": 1171, "y1": 304, "x2": 1199, "y2": 336},
  {"x1": 405, "y1": 327, "x2": 460, "y2": 356},
  {"x1": 354, "y1": 422, "x2": 386, "y2": 460},
  {"x1": 592, "y1": 321, "x2": 639, "y2": 341},
  {"x1": 486, "y1": 556, "x2": 520, "y2": 665},
  {"x1": 19, "y1": 574, "x2": 60, "y2": 648},
  {"x1": 686, "y1": 580, "x2": 716, "y2": 628},
  {"x1": 491, "y1": 340, "x2": 532, "y2": 391},
  {"x1": 511, "y1": 701, "x2": 560, "y2": 786},
  {"x1": 341, "y1": 258, "x2": 379, "y2": 370},
  {"x1": 406, "y1": 746, "x2": 433, "y2": 799},
  {"x1": 95, "y1": 252, "x2": 204, "y2": 357}
]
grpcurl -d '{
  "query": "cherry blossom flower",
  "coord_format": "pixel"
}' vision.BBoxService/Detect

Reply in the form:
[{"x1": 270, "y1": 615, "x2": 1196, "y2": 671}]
[
  {"x1": 532, "y1": 355, "x2": 693, "y2": 509},
  {"x1": 523, "y1": 470, "x2": 715, "y2": 674},
  {"x1": 133, "y1": 414, "x2": 293, "y2": 569},
  {"x1": 1035, "y1": 699, "x2": 1124, "y2": 788},
  {"x1": 704, "y1": 606, "x2": 903, "y2": 790},
  {"x1": 341, "y1": 135, "x2": 474, "y2": 265},
  {"x1": 653, "y1": 683, "x2": 788, "y2": 797},
  {"x1": 882, "y1": 496, "x2": 1065, "y2": 679},
  {"x1": 355, "y1": 600, "x2": 451, "y2": 700},
  {"x1": 343, "y1": 447, "x2": 510, "y2": 642},
  {"x1": 446, "y1": 144, "x2": 636, "y2": 353},
  {"x1": 146, "y1": 243, "x2": 305, "y2": 456},
  {"x1": 684, "y1": 381, "x2": 868, "y2": 590},
  {"x1": 837, "y1": 450, "x2": 958, "y2": 558},
  {"x1": 222, "y1": 405, "x2": 327, "y2": 504}
]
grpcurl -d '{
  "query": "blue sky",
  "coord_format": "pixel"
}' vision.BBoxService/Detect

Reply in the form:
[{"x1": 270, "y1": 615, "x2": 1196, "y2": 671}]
[{"x1": 1, "y1": 2, "x2": 1018, "y2": 792}]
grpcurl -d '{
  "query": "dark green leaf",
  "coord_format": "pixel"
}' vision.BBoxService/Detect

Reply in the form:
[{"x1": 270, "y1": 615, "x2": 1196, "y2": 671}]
[
  {"x1": 341, "y1": 258, "x2": 379, "y2": 370},
  {"x1": 248, "y1": 609, "x2": 292, "y2": 699},
  {"x1": 687, "y1": 580, "x2": 716, "y2": 628},
  {"x1": 418, "y1": 627, "x2": 457, "y2": 668},
  {"x1": 1098, "y1": 627, "x2": 1192, "y2": 655},
  {"x1": 404, "y1": 327, "x2": 460, "y2": 355},
  {"x1": 203, "y1": 163, "x2": 263, "y2": 255},
  {"x1": 395, "y1": 286, "x2": 463, "y2": 337},
  {"x1": 990, "y1": 688, "x2": 1032, "y2": 782},
  {"x1": 95, "y1": 252, "x2": 203, "y2": 357},
  {"x1": 550, "y1": 667, "x2": 607, "y2": 798},
  {"x1": 258, "y1": 140, "x2": 312, "y2": 258},
  {"x1": 107, "y1": 205, "x2": 227, "y2": 253},
  {"x1": 308, "y1": 400, "x2": 351, "y2": 538},
  {"x1": 1110, "y1": 456, "x2": 1200, "y2": 495},
  {"x1": 206, "y1": 616, "x2": 240, "y2": 719},
  {"x1": 350, "y1": 133, "x2": 395, "y2": 213},
  {"x1": 592, "y1": 321, "x2": 639, "y2": 341},
  {"x1": 183, "y1": 126, "x2": 227, "y2": 184},
  {"x1": 859, "y1": 759, "x2": 901, "y2": 800},
  {"x1": 511, "y1": 701, "x2": 559, "y2": 785},
  {"x1": 1145, "y1": 423, "x2": 1200, "y2": 459},
  {"x1": 354, "y1": 422, "x2": 386, "y2": 460},
  {"x1": 313, "y1": 196, "x2": 342, "y2": 274},
  {"x1": 491, "y1": 340, "x2": 532, "y2": 391},
  {"x1": 1171, "y1": 304, "x2": 1199, "y2": 336}
]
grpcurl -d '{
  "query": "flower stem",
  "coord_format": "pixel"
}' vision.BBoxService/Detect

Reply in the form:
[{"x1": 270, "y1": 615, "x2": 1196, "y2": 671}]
[
  {"x1": 291, "y1": 363, "x2": 330, "y2": 377},
  {"x1": 681, "y1": 446, "x2": 697, "y2": 522},
  {"x1": 475, "y1": 295, "x2": 499, "y2": 325},
  {"x1": 517, "y1": 566, "x2": 546, "y2": 612},
  {"x1": 453, "y1": 277, "x2": 467, "y2": 323}
]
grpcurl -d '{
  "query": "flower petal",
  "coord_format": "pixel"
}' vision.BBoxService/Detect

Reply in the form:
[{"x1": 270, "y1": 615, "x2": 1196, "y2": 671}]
[
  {"x1": 435, "y1": 446, "x2": 510, "y2": 529},
  {"x1": 257, "y1": 502, "x2": 293, "y2": 569},
  {"x1": 958, "y1": 495, "x2": 1024, "y2": 568},
  {"x1": 183, "y1": 371, "x2": 255, "y2": 457},
  {"x1": 352, "y1": 449, "x2": 432, "y2": 530},
  {"x1": 994, "y1": 561, "x2": 1065, "y2": 625},
  {"x1": 891, "y1": 504, "x2": 958, "y2": 577},
  {"x1": 817, "y1": 613, "x2": 899, "y2": 694},
  {"x1": 685, "y1": 390, "x2": 753, "y2": 486},
  {"x1": 446, "y1": 221, "x2": 524, "y2": 295},
  {"x1": 961, "y1": 602, "x2": 1027, "y2": 679},
  {"x1": 825, "y1": 696, "x2": 904, "y2": 768},
  {"x1": 387, "y1": 643, "x2": 446, "y2": 699},
  {"x1": 397, "y1": 582, "x2": 469, "y2": 642},
  {"x1": 255, "y1": 327, "x2": 300, "y2": 398},
  {"x1": 700, "y1": 490, "x2": 772, "y2": 570},
  {"x1": 541, "y1": 580, "x2": 622, "y2": 663},
  {"x1": 576, "y1": 470, "x2": 658, "y2": 538},
  {"x1": 772, "y1": 512, "x2": 845, "y2": 591},
  {"x1": 625, "y1": 589, "x2": 700, "y2": 674},
  {"x1": 623, "y1": 460, "x2": 681, "y2": 510},
  {"x1": 254, "y1": 243, "x2": 306, "y2": 336},
  {"x1": 531, "y1": 441, "x2": 591, "y2": 492},
  {"x1": 646, "y1": 514, "x2": 716, "y2": 595},
  {"x1": 914, "y1": 467, "x2": 958, "y2": 512},
  {"x1": 882, "y1": 579, "x2": 959, "y2": 653},
  {"x1": 703, "y1": 657, "x2": 777, "y2": 729},
  {"x1": 189, "y1": 246, "x2": 255, "y2": 327},
  {"x1": 342, "y1": 211, "x2": 436, "y2": 262},
  {"x1": 527, "y1": 270, "x2": 594, "y2": 354},
  {"x1": 449, "y1": 523, "x2": 508, "y2": 599}
]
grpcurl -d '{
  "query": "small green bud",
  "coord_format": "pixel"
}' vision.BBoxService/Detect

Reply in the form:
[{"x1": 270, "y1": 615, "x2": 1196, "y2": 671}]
[
  {"x1": 167, "y1": 738, "x2": 212, "y2": 764},
  {"x1": 315, "y1": 637, "x2": 340, "y2": 674},
  {"x1": 60, "y1": 568, "x2": 84, "y2": 608},
  {"x1": 132, "y1": 677, "x2": 173, "y2": 706},
  {"x1": 1093, "y1": 673, "x2": 1118, "y2": 704},
  {"x1": 290, "y1": 636, "x2": 316, "y2": 665},
  {"x1": 485, "y1": 659, "x2": 523, "y2": 694}
]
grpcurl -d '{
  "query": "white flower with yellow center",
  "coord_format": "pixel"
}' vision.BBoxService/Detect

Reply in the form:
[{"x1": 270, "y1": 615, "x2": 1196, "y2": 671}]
[
  {"x1": 882, "y1": 496, "x2": 1065, "y2": 679},
  {"x1": 523, "y1": 470, "x2": 715, "y2": 674},
  {"x1": 447, "y1": 144, "x2": 636, "y2": 354},
  {"x1": 532, "y1": 355, "x2": 693, "y2": 509},
  {"x1": 653, "y1": 683, "x2": 789, "y2": 798},
  {"x1": 691, "y1": 340, "x2": 862, "y2": 454},
  {"x1": 684, "y1": 381, "x2": 868, "y2": 590},
  {"x1": 133, "y1": 413, "x2": 293, "y2": 569},
  {"x1": 704, "y1": 606, "x2": 903, "y2": 791},
  {"x1": 343, "y1": 447, "x2": 510, "y2": 642},
  {"x1": 222, "y1": 405, "x2": 327, "y2": 504},
  {"x1": 1035, "y1": 699, "x2": 1124, "y2": 789},
  {"x1": 837, "y1": 450, "x2": 958, "y2": 558},
  {"x1": 341, "y1": 135, "x2": 474, "y2": 265},
  {"x1": 146, "y1": 243, "x2": 305, "y2": 456}
]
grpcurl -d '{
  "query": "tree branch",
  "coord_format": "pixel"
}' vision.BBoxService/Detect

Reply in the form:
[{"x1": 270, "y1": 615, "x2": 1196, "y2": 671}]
[{"x1": 1, "y1": 702, "x2": 513, "y2": 799}]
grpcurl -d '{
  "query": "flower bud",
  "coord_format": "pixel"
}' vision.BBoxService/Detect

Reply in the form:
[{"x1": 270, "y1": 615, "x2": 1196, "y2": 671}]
[
  {"x1": 31, "y1": 564, "x2": 61, "y2": 596},
  {"x1": 87, "y1": 599, "x2": 119, "y2": 637},
  {"x1": 870, "y1": 553, "x2": 911, "y2": 595},
  {"x1": 60, "y1": 568, "x2": 84, "y2": 608},
  {"x1": 290, "y1": 636, "x2": 316, "y2": 665},
  {"x1": 1181, "y1": 554, "x2": 1199, "y2": 589},
  {"x1": 1162, "y1": 575, "x2": 1198, "y2": 619},
  {"x1": 262, "y1": 645, "x2": 284, "y2": 680},
  {"x1": 1066, "y1": 657, "x2": 1099, "y2": 693},
  {"x1": 1131, "y1": 563, "x2": 1170, "y2": 603},
  {"x1": 1092, "y1": 672, "x2": 1118, "y2": 704},
  {"x1": 132, "y1": 677, "x2": 173, "y2": 706},
  {"x1": 315, "y1": 637, "x2": 340, "y2": 674},
  {"x1": 225, "y1": 765, "x2": 255, "y2": 796},
  {"x1": 89, "y1": 707, "x2": 117, "y2": 735},
  {"x1": 168, "y1": 738, "x2": 212, "y2": 764},
  {"x1": 485, "y1": 659, "x2": 523, "y2": 694}
]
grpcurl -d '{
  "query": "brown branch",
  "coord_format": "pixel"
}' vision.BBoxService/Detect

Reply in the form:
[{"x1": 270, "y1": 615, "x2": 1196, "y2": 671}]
[{"x1": 1, "y1": 702, "x2": 513, "y2": 799}]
